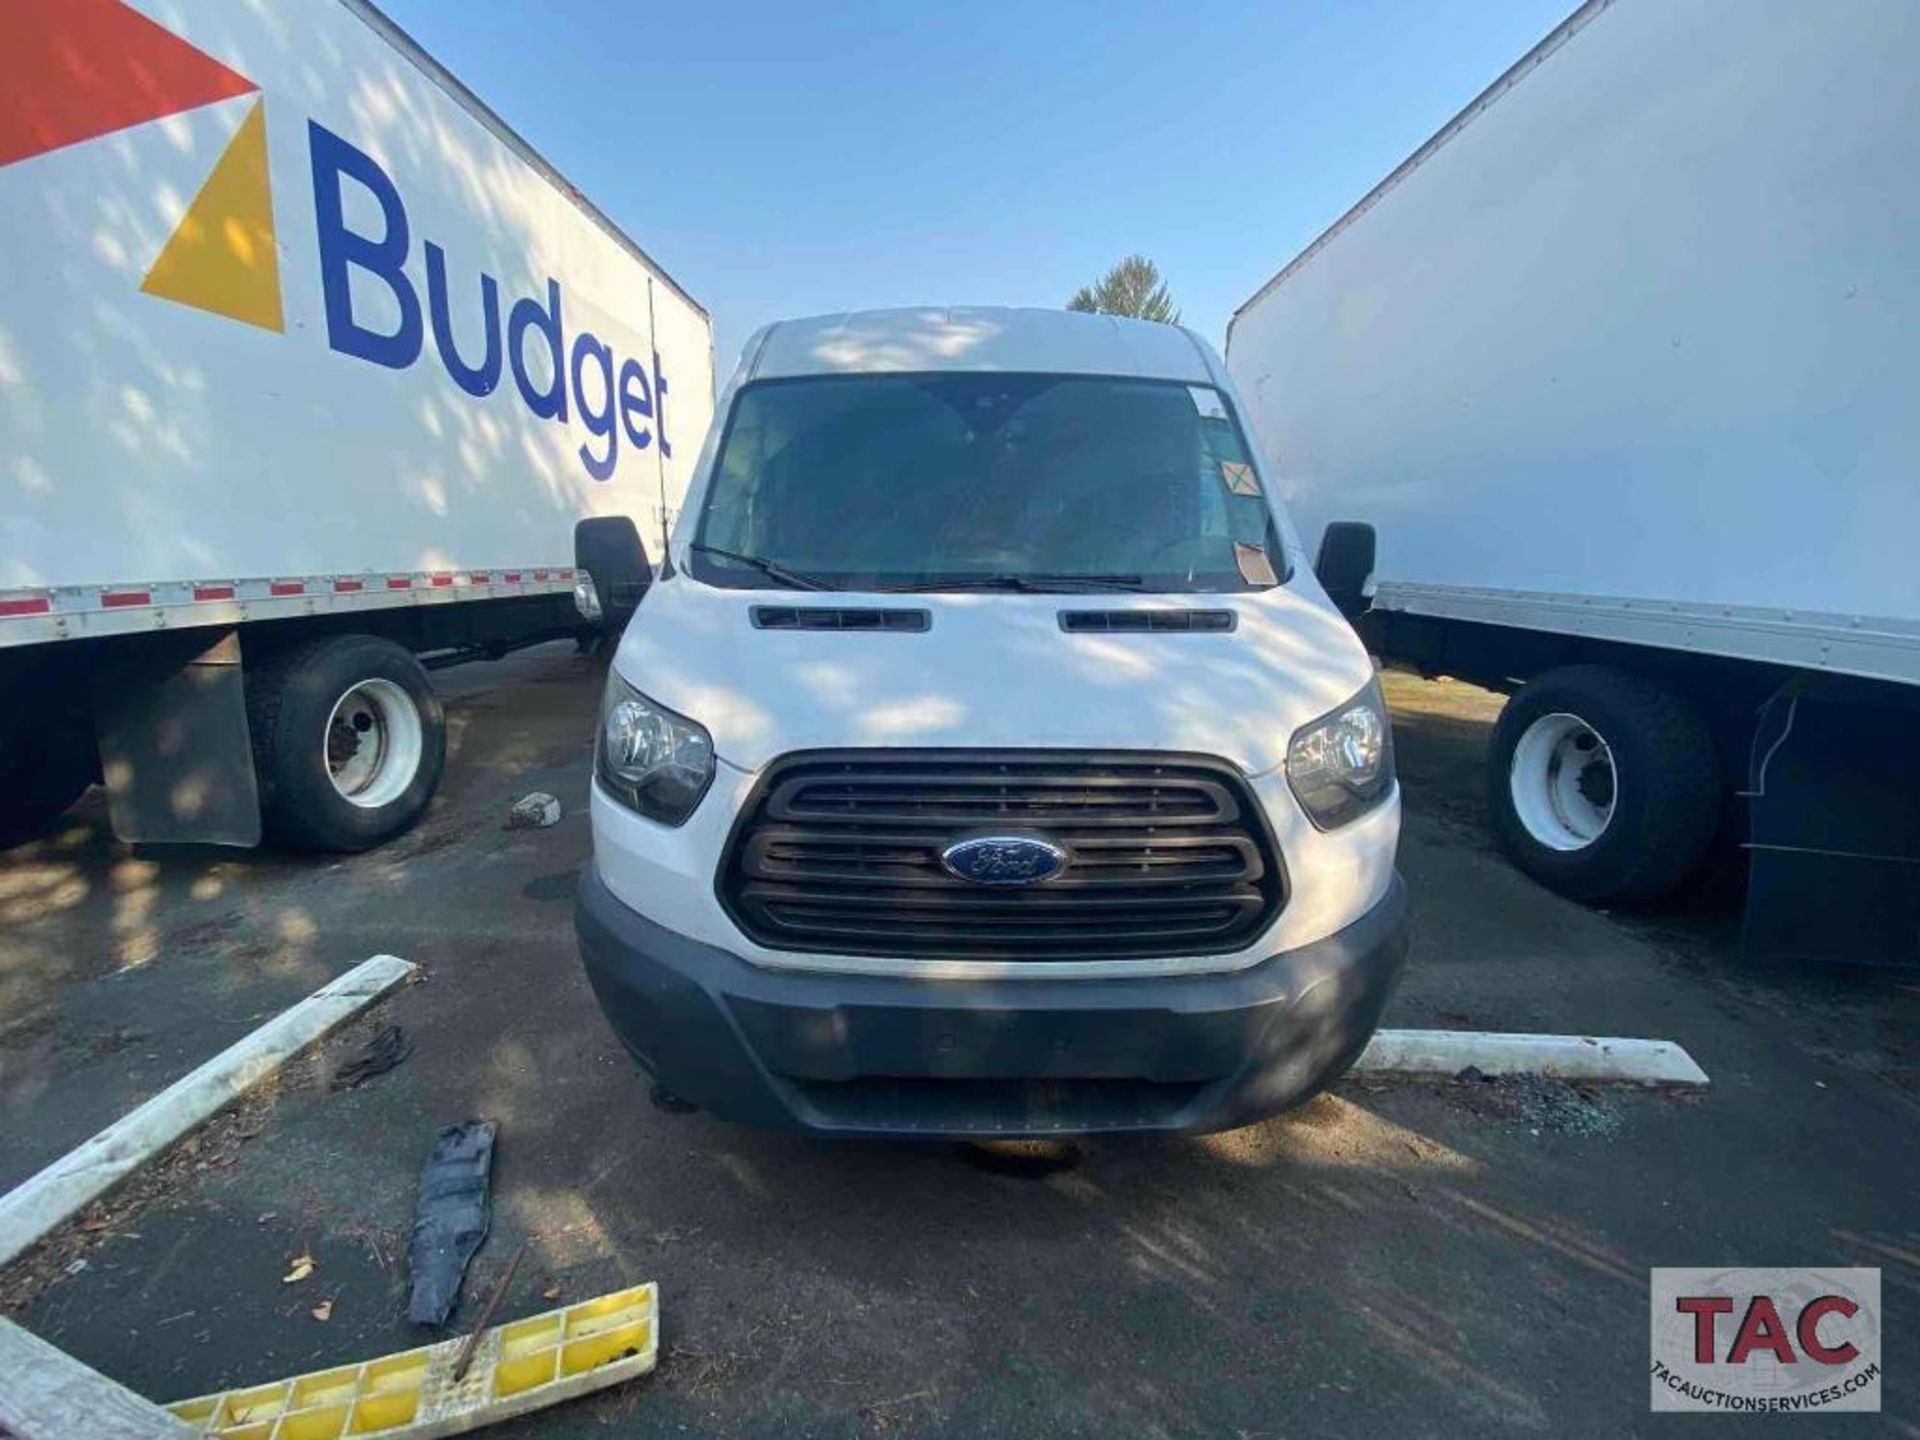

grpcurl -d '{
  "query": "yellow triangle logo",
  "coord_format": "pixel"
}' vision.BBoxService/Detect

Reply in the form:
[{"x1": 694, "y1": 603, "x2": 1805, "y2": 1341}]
[{"x1": 141, "y1": 97, "x2": 283, "y2": 332}]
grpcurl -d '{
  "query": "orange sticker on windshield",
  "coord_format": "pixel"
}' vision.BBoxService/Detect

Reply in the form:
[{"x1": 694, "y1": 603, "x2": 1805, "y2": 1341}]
[
  {"x1": 1234, "y1": 542, "x2": 1278, "y2": 586},
  {"x1": 1221, "y1": 462, "x2": 1260, "y2": 496}
]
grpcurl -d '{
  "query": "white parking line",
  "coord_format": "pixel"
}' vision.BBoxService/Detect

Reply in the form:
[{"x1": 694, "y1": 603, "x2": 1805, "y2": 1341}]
[
  {"x1": 0, "y1": 954, "x2": 417, "y2": 1270},
  {"x1": 1353, "y1": 1028, "x2": 1710, "y2": 1086}
]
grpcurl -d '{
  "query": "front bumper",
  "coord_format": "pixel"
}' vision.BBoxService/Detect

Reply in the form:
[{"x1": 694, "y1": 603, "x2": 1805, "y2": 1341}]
[{"x1": 575, "y1": 865, "x2": 1410, "y2": 1138}]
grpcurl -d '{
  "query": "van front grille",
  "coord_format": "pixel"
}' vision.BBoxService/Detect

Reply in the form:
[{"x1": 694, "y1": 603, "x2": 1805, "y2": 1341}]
[{"x1": 718, "y1": 751, "x2": 1285, "y2": 962}]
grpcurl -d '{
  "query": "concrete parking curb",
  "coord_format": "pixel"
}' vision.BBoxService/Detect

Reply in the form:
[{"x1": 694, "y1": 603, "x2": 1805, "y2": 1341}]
[
  {"x1": 0, "y1": 1317, "x2": 197, "y2": 1439},
  {"x1": 1353, "y1": 1029, "x2": 1710, "y2": 1086},
  {"x1": 0, "y1": 954, "x2": 417, "y2": 1270}
]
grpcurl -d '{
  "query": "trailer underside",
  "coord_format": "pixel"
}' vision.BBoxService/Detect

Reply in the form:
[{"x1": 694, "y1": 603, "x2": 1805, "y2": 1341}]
[{"x1": 0, "y1": 593, "x2": 588, "y2": 848}]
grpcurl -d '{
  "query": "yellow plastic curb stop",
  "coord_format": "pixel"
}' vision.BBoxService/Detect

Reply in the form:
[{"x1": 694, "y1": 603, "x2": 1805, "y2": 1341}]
[{"x1": 164, "y1": 1283, "x2": 656, "y2": 1438}]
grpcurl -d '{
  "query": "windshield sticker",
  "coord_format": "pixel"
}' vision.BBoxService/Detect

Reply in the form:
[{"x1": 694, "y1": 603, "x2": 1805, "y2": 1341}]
[
  {"x1": 1187, "y1": 385, "x2": 1229, "y2": 419},
  {"x1": 1221, "y1": 461, "x2": 1261, "y2": 496},
  {"x1": 1234, "y1": 542, "x2": 1278, "y2": 586}
]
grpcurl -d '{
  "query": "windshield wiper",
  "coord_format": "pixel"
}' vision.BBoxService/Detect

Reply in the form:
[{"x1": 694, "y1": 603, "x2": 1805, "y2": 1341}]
[
  {"x1": 884, "y1": 573, "x2": 1147, "y2": 593},
  {"x1": 690, "y1": 543, "x2": 831, "y2": 591}
]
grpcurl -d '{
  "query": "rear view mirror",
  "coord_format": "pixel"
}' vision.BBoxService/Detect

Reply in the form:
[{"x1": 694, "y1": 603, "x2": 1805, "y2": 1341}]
[
  {"x1": 574, "y1": 516, "x2": 654, "y2": 635},
  {"x1": 1313, "y1": 521, "x2": 1376, "y2": 620}
]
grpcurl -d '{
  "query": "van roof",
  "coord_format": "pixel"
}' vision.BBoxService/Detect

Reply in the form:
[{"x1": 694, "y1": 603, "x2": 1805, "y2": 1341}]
[{"x1": 746, "y1": 306, "x2": 1217, "y2": 384}]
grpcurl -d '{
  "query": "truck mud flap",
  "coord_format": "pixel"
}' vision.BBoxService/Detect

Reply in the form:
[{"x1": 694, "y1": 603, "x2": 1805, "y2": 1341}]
[
  {"x1": 93, "y1": 630, "x2": 262, "y2": 846},
  {"x1": 1744, "y1": 677, "x2": 1920, "y2": 968}
]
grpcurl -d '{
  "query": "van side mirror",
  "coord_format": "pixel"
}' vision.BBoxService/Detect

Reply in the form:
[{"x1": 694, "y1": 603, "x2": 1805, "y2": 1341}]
[
  {"x1": 574, "y1": 516, "x2": 653, "y2": 635},
  {"x1": 1313, "y1": 521, "x2": 1376, "y2": 620}
]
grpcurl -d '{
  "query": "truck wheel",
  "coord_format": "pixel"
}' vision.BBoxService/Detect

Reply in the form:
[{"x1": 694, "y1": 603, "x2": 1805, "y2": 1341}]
[
  {"x1": 247, "y1": 635, "x2": 445, "y2": 851},
  {"x1": 1487, "y1": 665, "x2": 1719, "y2": 902}
]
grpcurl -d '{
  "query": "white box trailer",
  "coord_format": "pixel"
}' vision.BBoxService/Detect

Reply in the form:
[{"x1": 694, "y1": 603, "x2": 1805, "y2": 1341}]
[
  {"x1": 1, "y1": 0, "x2": 713, "y2": 849},
  {"x1": 1227, "y1": 0, "x2": 1920, "y2": 964}
]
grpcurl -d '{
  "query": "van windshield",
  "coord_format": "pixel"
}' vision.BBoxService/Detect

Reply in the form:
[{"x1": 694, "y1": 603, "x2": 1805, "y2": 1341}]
[{"x1": 689, "y1": 373, "x2": 1284, "y2": 593}]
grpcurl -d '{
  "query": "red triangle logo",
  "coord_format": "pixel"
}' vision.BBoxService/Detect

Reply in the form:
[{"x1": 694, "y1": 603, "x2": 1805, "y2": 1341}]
[{"x1": 0, "y1": 0, "x2": 257, "y2": 168}]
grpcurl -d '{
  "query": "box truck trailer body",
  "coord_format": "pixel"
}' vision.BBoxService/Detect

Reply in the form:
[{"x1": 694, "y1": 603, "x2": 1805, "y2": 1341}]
[
  {"x1": 1, "y1": 0, "x2": 713, "y2": 849},
  {"x1": 1226, "y1": 0, "x2": 1920, "y2": 964}
]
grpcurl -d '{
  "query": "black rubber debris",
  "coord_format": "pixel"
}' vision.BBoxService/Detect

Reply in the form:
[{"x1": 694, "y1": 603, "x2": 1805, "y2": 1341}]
[
  {"x1": 407, "y1": 1119, "x2": 497, "y2": 1326},
  {"x1": 330, "y1": 1024, "x2": 414, "y2": 1090}
]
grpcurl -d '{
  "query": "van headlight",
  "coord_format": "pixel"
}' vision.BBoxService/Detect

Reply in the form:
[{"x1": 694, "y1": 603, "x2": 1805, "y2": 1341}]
[
  {"x1": 1286, "y1": 675, "x2": 1395, "y2": 829},
  {"x1": 596, "y1": 674, "x2": 714, "y2": 825}
]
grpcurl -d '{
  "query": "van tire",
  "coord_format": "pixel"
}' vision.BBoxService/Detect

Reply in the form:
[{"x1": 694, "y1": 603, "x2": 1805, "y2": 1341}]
[
  {"x1": 1487, "y1": 665, "x2": 1719, "y2": 902},
  {"x1": 247, "y1": 634, "x2": 445, "y2": 852}
]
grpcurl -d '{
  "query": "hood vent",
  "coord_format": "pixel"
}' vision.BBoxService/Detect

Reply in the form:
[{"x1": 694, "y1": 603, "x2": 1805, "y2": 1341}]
[
  {"x1": 1058, "y1": 609, "x2": 1236, "y2": 634},
  {"x1": 751, "y1": 606, "x2": 930, "y2": 632}
]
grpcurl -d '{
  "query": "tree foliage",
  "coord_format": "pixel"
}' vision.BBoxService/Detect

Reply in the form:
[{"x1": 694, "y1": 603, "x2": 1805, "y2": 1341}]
[{"x1": 1066, "y1": 254, "x2": 1180, "y2": 324}]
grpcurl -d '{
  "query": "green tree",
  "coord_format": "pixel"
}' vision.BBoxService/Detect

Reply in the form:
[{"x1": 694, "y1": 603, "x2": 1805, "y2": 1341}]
[{"x1": 1066, "y1": 254, "x2": 1180, "y2": 324}]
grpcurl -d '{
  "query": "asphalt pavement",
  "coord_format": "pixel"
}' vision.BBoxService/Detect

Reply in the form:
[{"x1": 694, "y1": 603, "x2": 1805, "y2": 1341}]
[{"x1": 2, "y1": 645, "x2": 1914, "y2": 1437}]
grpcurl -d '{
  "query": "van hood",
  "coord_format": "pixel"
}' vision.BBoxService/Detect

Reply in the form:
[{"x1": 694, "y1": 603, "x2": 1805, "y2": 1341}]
[{"x1": 612, "y1": 579, "x2": 1373, "y2": 776}]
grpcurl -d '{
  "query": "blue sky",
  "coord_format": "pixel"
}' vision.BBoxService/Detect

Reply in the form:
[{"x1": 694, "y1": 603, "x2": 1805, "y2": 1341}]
[{"x1": 377, "y1": 0, "x2": 1572, "y2": 377}]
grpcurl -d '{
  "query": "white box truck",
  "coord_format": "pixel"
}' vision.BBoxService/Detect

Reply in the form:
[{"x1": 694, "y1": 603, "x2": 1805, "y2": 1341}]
[
  {"x1": 1, "y1": 0, "x2": 713, "y2": 850},
  {"x1": 1226, "y1": 0, "x2": 1919, "y2": 964}
]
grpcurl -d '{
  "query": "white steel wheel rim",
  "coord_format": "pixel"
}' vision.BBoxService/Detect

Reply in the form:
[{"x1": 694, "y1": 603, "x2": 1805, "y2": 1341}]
[
  {"x1": 1509, "y1": 711, "x2": 1616, "y2": 852},
  {"x1": 324, "y1": 678, "x2": 422, "y2": 809}
]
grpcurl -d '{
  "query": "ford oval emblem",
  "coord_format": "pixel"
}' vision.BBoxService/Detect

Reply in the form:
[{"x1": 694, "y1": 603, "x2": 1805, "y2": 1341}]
[{"x1": 939, "y1": 835, "x2": 1069, "y2": 886}]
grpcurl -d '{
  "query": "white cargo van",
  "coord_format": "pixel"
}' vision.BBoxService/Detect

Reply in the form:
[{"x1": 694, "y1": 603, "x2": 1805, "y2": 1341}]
[
  {"x1": 574, "y1": 306, "x2": 1408, "y2": 1137},
  {"x1": 0, "y1": 0, "x2": 711, "y2": 850}
]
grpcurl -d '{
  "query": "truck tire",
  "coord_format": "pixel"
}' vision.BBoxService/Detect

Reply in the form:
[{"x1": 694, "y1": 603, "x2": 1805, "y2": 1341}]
[
  {"x1": 247, "y1": 634, "x2": 445, "y2": 851},
  {"x1": 1487, "y1": 665, "x2": 1719, "y2": 902}
]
